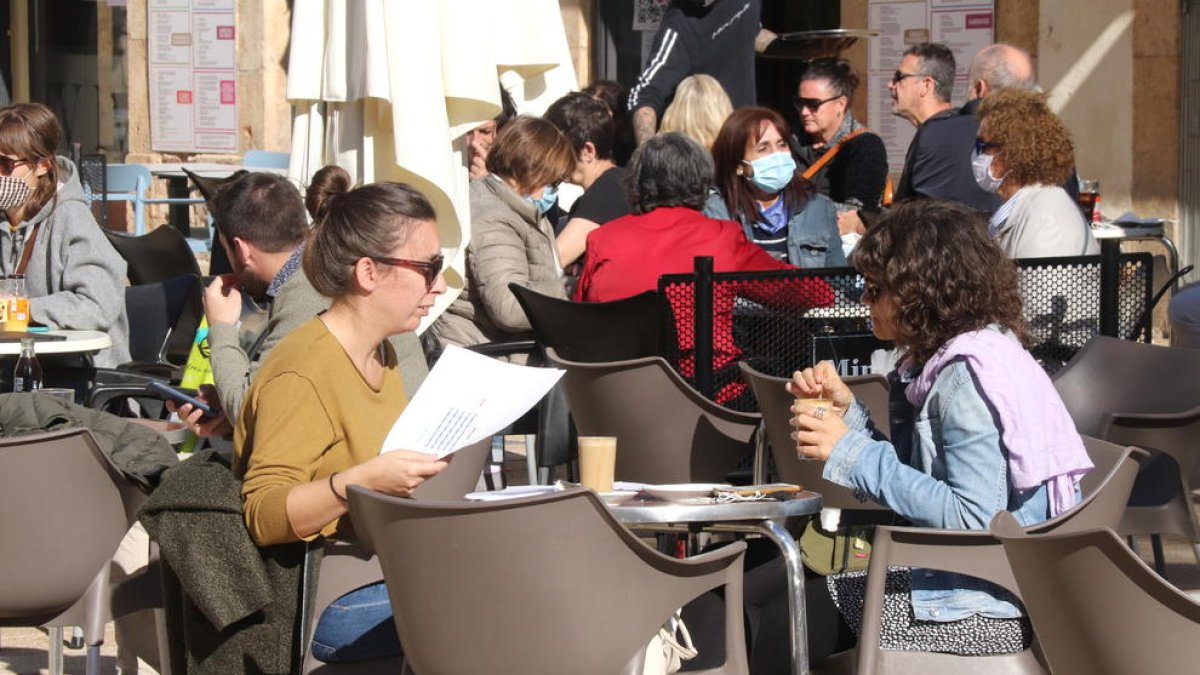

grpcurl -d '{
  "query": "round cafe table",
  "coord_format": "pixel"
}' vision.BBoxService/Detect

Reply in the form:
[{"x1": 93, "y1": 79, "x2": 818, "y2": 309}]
[
  {"x1": 610, "y1": 492, "x2": 822, "y2": 675},
  {"x1": 0, "y1": 330, "x2": 112, "y2": 356}
]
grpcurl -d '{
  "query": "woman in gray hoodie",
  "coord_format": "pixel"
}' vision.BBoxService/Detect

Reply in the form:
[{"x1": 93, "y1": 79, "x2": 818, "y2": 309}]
[{"x1": 0, "y1": 103, "x2": 129, "y2": 367}]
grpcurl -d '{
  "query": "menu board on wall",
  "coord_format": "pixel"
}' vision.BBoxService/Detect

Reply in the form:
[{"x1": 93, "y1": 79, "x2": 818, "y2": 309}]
[
  {"x1": 867, "y1": 0, "x2": 994, "y2": 179},
  {"x1": 148, "y1": 0, "x2": 237, "y2": 154}
]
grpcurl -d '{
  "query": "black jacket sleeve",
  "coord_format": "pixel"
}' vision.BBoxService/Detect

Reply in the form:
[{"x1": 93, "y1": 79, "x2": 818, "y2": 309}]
[{"x1": 627, "y1": 9, "x2": 692, "y2": 117}]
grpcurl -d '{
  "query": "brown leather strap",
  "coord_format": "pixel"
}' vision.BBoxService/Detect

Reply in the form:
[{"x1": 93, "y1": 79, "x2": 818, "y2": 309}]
[
  {"x1": 15, "y1": 223, "x2": 40, "y2": 276},
  {"x1": 801, "y1": 128, "x2": 868, "y2": 181}
]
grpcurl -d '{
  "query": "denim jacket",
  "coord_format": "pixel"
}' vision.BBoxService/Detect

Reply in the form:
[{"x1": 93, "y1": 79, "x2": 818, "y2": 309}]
[
  {"x1": 702, "y1": 192, "x2": 846, "y2": 269},
  {"x1": 825, "y1": 358, "x2": 1052, "y2": 622}
]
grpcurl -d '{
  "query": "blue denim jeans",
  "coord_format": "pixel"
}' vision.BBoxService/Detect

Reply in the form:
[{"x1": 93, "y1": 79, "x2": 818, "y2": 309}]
[{"x1": 310, "y1": 581, "x2": 402, "y2": 663}]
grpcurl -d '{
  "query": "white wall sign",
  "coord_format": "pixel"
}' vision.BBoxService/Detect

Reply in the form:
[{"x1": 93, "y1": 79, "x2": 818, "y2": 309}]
[{"x1": 148, "y1": 0, "x2": 237, "y2": 154}]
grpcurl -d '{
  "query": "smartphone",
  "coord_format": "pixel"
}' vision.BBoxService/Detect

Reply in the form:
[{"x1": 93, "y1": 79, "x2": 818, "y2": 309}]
[{"x1": 145, "y1": 381, "x2": 215, "y2": 418}]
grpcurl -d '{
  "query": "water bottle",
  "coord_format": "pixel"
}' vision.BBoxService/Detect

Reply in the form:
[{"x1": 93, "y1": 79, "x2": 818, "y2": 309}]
[{"x1": 13, "y1": 336, "x2": 42, "y2": 392}]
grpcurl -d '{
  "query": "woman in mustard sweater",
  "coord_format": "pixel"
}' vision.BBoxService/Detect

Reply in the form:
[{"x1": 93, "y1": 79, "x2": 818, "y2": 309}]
[{"x1": 235, "y1": 180, "x2": 449, "y2": 663}]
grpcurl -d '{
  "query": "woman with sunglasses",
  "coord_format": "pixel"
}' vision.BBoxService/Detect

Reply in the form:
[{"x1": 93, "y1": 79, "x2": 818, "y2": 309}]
[
  {"x1": 973, "y1": 89, "x2": 1098, "y2": 258},
  {"x1": 705, "y1": 107, "x2": 845, "y2": 269},
  {"x1": 792, "y1": 58, "x2": 888, "y2": 216},
  {"x1": 235, "y1": 179, "x2": 448, "y2": 663},
  {"x1": 0, "y1": 103, "x2": 129, "y2": 366},
  {"x1": 783, "y1": 200, "x2": 1092, "y2": 661},
  {"x1": 431, "y1": 115, "x2": 574, "y2": 361}
]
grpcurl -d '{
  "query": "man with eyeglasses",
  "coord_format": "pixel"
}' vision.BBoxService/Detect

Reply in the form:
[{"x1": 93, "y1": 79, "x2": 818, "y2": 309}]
[
  {"x1": 890, "y1": 42, "x2": 1002, "y2": 214},
  {"x1": 175, "y1": 172, "x2": 428, "y2": 436}
]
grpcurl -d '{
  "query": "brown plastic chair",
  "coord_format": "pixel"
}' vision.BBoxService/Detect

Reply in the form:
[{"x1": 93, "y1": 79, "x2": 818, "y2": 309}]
[
  {"x1": 0, "y1": 427, "x2": 152, "y2": 675},
  {"x1": 1051, "y1": 334, "x2": 1200, "y2": 571},
  {"x1": 991, "y1": 510, "x2": 1200, "y2": 675},
  {"x1": 347, "y1": 486, "x2": 750, "y2": 675},
  {"x1": 740, "y1": 362, "x2": 891, "y2": 511},
  {"x1": 546, "y1": 347, "x2": 760, "y2": 484},
  {"x1": 813, "y1": 436, "x2": 1145, "y2": 675},
  {"x1": 297, "y1": 438, "x2": 492, "y2": 674}
]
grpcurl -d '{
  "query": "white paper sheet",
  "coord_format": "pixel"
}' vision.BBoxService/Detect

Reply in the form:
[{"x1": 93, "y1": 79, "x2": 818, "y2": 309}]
[{"x1": 380, "y1": 345, "x2": 564, "y2": 458}]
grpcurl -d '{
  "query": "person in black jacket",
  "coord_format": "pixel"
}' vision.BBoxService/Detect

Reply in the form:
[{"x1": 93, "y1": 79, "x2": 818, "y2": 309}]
[
  {"x1": 890, "y1": 43, "x2": 1002, "y2": 215},
  {"x1": 628, "y1": 0, "x2": 774, "y2": 146},
  {"x1": 792, "y1": 58, "x2": 889, "y2": 215}
]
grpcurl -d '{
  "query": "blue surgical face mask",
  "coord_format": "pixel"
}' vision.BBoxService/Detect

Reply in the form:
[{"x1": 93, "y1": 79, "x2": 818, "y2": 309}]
[
  {"x1": 528, "y1": 184, "x2": 559, "y2": 215},
  {"x1": 743, "y1": 152, "x2": 797, "y2": 195},
  {"x1": 971, "y1": 149, "x2": 1005, "y2": 193}
]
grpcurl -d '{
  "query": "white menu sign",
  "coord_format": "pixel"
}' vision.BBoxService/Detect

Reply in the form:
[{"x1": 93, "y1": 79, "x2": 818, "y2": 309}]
[
  {"x1": 148, "y1": 0, "x2": 237, "y2": 153},
  {"x1": 867, "y1": 0, "x2": 994, "y2": 181}
]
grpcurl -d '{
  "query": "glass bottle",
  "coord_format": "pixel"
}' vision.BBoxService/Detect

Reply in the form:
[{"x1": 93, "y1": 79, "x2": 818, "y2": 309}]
[{"x1": 13, "y1": 336, "x2": 42, "y2": 392}]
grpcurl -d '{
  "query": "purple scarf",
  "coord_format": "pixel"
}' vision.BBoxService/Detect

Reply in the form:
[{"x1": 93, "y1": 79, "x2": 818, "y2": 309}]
[{"x1": 905, "y1": 329, "x2": 1093, "y2": 517}]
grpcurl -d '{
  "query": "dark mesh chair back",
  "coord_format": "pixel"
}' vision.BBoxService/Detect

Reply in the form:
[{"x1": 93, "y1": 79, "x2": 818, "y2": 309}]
[
  {"x1": 104, "y1": 227, "x2": 202, "y2": 285},
  {"x1": 509, "y1": 283, "x2": 671, "y2": 362},
  {"x1": 78, "y1": 153, "x2": 108, "y2": 228}
]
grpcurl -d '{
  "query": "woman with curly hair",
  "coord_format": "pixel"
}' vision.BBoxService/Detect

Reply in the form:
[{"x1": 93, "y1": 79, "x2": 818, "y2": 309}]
[
  {"x1": 973, "y1": 89, "x2": 1097, "y2": 257},
  {"x1": 784, "y1": 200, "x2": 1093, "y2": 660}
]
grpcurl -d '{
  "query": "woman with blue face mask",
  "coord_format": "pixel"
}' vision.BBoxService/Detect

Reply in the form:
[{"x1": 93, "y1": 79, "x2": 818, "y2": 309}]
[
  {"x1": 704, "y1": 107, "x2": 846, "y2": 268},
  {"x1": 430, "y1": 115, "x2": 575, "y2": 362}
]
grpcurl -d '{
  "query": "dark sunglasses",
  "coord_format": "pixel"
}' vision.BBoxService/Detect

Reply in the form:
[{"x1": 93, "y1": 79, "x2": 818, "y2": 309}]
[
  {"x1": 791, "y1": 94, "x2": 843, "y2": 112},
  {"x1": 974, "y1": 137, "x2": 1002, "y2": 154},
  {"x1": 891, "y1": 70, "x2": 922, "y2": 85},
  {"x1": 371, "y1": 253, "x2": 444, "y2": 290},
  {"x1": 0, "y1": 157, "x2": 32, "y2": 177}
]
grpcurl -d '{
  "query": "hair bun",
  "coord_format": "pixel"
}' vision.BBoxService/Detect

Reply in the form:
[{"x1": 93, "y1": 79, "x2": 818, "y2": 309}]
[{"x1": 306, "y1": 165, "x2": 352, "y2": 221}]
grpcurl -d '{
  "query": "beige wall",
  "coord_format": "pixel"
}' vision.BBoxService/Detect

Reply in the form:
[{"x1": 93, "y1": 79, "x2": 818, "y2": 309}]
[
  {"x1": 560, "y1": 0, "x2": 594, "y2": 88},
  {"x1": 1041, "y1": 0, "x2": 1136, "y2": 216}
]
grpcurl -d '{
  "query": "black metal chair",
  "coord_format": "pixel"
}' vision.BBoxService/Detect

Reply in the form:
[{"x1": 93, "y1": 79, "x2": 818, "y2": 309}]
[
  {"x1": 78, "y1": 153, "x2": 108, "y2": 228},
  {"x1": 104, "y1": 227, "x2": 202, "y2": 286},
  {"x1": 182, "y1": 167, "x2": 248, "y2": 277},
  {"x1": 509, "y1": 284, "x2": 673, "y2": 362}
]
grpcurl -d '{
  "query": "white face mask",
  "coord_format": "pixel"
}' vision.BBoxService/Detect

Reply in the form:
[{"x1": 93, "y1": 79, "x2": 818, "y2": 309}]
[
  {"x1": 0, "y1": 175, "x2": 32, "y2": 211},
  {"x1": 971, "y1": 149, "x2": 1005, "y2": 193}
]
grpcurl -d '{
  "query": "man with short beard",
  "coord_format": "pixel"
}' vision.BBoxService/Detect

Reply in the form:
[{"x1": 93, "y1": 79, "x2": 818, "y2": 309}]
[
  {"x1": 201, "y1": 172, "x2": 326, "y2": 427},
  {"x1": 189, "y1": 173, "x2": 427, "y2": 435}
]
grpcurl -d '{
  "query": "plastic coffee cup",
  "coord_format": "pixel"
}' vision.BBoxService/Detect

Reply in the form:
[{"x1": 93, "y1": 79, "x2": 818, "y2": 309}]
[
  {"x1": 39, "y1": 388, "x2": 76, "y2": 404},
  {"x1": 578, "y1": 436, "x2": 617, "y2": 493},
  {"x1": 797, "y1": 398, "x2": 833, "y2": 415},
  {"x1": 796, "y1": 399, "x2": 832, "y2": 460}
]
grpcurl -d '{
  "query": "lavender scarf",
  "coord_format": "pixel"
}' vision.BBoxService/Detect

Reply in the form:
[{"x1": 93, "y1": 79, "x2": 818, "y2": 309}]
[{"x1": 905, "y1": 329, "x2": 1093, "y2": 517}]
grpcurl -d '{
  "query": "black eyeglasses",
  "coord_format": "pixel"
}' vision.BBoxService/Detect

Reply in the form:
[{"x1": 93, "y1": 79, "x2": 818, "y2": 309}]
[
  {"x1": 371, "y1": 253, "x2": 444, "y2": 290},
  {"x1": 0, "y1": 157, "x2": 31, "y2": 177},
  {"x1": 974, "y1": 137, "x2": 1002, "y2": 154},
  {"x1": 891, "y1": 70, "x2": 922, "y2": 85},
  {"x1": 791, "y1": 94, "x2": 843, "y2": 112}
]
